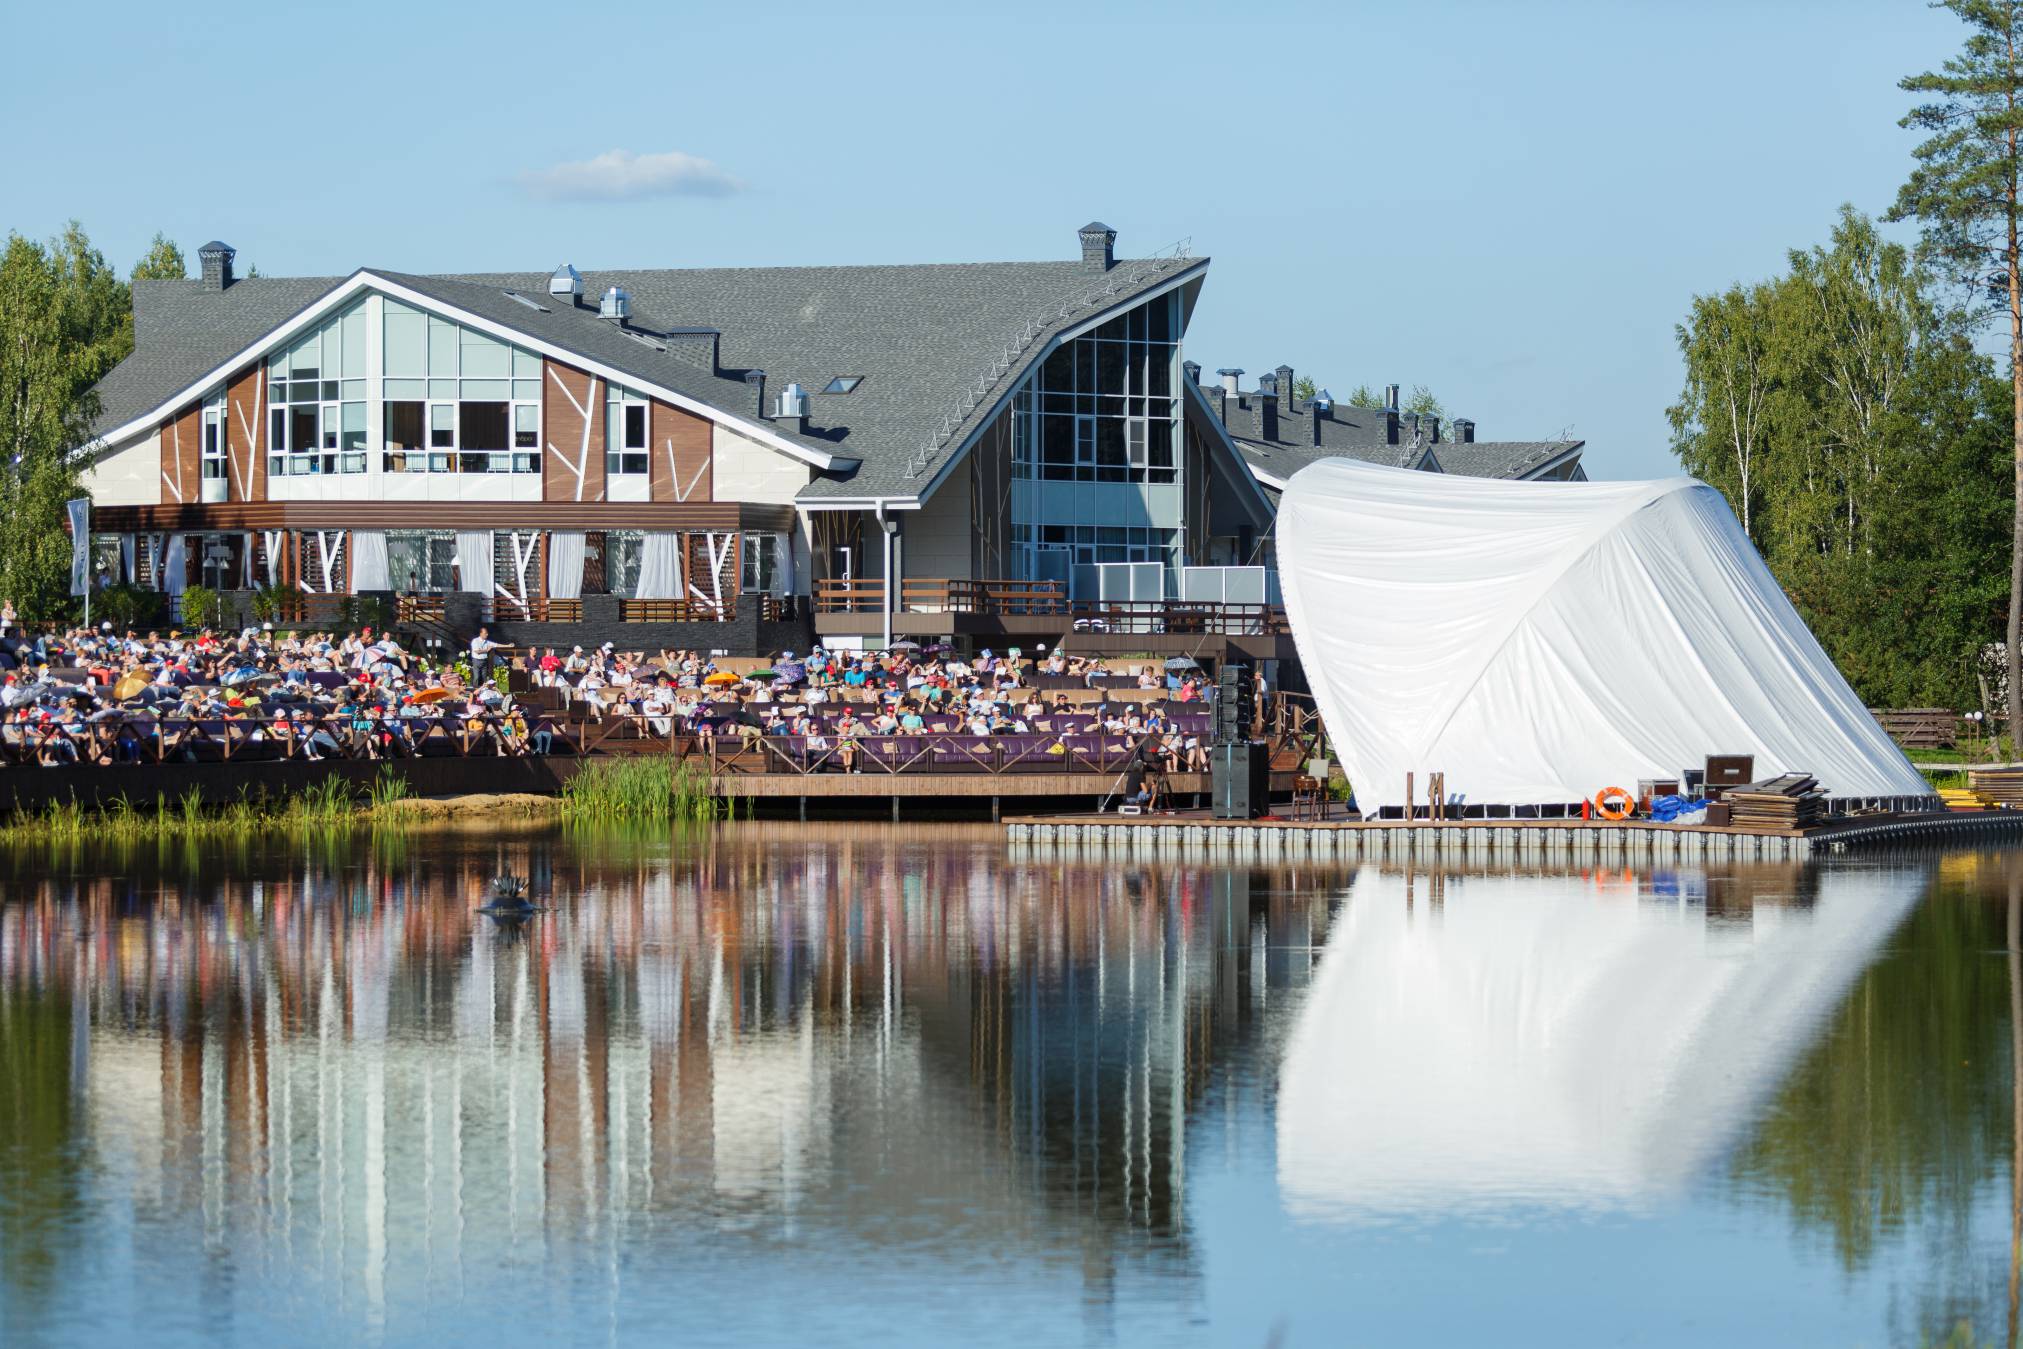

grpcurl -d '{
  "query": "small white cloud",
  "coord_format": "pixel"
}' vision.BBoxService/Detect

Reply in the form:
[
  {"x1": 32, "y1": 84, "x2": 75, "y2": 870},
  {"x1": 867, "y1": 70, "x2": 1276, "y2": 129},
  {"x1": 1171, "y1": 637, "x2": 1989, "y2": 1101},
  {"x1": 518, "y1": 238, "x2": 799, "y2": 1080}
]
[{"x1": 519, "y1": 149, "x2": 743, "y2": 202}]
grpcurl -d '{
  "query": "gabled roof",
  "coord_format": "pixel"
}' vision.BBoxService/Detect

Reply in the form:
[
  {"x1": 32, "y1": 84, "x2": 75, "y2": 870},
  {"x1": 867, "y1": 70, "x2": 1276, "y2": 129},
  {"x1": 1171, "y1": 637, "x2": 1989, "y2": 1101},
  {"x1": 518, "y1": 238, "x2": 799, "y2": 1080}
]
[
  {"x1": 1208, "y1": 387, "x2": 1582, "y2": 487},
  {"x1": 86, "y1": 249, "x2": 1206, "y2": 505}
]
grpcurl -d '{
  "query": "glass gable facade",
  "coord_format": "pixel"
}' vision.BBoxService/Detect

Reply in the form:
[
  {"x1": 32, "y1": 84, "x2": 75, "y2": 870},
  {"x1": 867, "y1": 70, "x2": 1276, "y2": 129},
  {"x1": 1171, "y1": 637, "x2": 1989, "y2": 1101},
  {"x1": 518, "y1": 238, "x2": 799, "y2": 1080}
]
[{"x1": 1007, "y1": 291, "x2": 1186, "y2": 586}]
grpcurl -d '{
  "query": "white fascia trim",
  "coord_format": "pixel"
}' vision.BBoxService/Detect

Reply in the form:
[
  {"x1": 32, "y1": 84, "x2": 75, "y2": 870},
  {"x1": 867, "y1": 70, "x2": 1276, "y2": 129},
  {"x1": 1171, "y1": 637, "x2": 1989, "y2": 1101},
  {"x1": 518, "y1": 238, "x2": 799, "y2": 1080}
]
[
  {"x1": 1515, "y1": 444, "x2": 1583, "y2": 480},
  {"x1": 797, "y1": 497, "x2": 924, "y2": 512},
  {"x1": 1183, "y1": 380, "x2": 1277, "y2": 520},
  {"x1": 1248, "y1": 464, "x2": 1289, "y2": 492},
  {"x1": 909, "y1": 258, "x2": 1212, "y2": 505},
  {"x1": 82, "y1": 269, "x2": 850, "y2": 474}
]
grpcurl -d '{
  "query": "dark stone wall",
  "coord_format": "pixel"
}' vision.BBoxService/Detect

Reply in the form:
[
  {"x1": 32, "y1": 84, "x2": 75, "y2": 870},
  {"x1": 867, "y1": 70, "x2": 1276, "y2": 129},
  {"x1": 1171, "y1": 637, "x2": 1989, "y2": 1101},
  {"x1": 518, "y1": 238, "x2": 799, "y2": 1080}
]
[{"x1": 0, "y1": 754, "x2": 581, "y2": 814}]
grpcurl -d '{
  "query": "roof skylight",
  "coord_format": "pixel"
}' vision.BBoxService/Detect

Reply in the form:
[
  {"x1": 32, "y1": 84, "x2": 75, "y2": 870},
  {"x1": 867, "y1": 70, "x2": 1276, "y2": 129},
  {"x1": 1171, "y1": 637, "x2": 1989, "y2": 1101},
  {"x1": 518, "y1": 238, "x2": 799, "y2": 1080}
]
[
  {"x1": 822, "y1": 375, "x2": 863, "y2": 394},
  {"x1": 502, "y1": 290, "x2": 550, "y2": 312}
]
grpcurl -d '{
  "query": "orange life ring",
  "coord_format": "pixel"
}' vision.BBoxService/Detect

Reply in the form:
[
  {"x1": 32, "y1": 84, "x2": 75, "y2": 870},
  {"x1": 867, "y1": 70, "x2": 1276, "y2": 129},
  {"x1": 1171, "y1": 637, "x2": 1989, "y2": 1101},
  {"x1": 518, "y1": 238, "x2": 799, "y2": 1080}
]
[{"x1": 1593, "y1": 786, "x2": 1635, "y2": 821}]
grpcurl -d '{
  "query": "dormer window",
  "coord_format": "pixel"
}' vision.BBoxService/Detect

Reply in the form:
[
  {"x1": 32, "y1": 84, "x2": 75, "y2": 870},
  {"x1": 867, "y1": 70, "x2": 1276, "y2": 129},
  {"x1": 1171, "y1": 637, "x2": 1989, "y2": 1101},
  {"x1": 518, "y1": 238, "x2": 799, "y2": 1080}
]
[{"x1": 821, "y1": 376, "x2": 863, "y2": 394}]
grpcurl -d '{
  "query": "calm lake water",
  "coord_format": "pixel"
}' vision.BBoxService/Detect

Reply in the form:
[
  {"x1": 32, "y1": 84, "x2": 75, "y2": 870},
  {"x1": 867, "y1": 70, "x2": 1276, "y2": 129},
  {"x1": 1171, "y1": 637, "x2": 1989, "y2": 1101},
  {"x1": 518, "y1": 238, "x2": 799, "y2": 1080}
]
[{"x1": 0, "y1": 825, "x2": 2017, "y2": 1347}]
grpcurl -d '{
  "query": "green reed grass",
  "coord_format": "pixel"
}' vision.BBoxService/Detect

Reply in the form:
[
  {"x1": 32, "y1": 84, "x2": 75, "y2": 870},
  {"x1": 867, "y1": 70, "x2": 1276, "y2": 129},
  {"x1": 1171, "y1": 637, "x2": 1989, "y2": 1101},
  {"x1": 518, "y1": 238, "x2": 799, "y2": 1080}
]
[
  {"x1": 0, "y1": 775, "x2": 387, "y2": 846},
  {"x1": 558, "y1": 756, "x2": 723, "y2": 824}
]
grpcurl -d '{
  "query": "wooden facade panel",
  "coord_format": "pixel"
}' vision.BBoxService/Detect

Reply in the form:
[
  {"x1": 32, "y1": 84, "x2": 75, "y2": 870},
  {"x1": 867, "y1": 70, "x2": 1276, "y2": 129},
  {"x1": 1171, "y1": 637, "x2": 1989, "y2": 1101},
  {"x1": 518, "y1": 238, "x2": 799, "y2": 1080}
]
[
  {"x1": 650, "y1": 398, "x2": 712, "y2": 503},
  {"x1": 90, "y1": 501, "x2": 761, "y2": 532},
  {"x1": 542, "y1": 359, "x2": 607, "y2": 503},
  {"x1": 161, "y1": 403, "x2": 202, "y2": 505},
  {"x1": 224, "y1": 363, "x2": 267, "y2": 502}
]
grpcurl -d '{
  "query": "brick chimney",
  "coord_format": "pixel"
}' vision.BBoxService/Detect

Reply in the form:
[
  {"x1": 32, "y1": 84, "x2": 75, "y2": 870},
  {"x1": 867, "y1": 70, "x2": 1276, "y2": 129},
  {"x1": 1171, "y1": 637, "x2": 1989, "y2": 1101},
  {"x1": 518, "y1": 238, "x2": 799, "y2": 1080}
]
[
  {"x1": 1452, "y1": 418, "x2": 1475, "y2": 443},
  {"x1": 1275, "y1": 364, "x2": 1294, "y2": 407},
  {"x1": 1078, "y1": 221, "x2": 1116, "y2": 271},
  {"x1": 1259, "y1": 382, "x2": 1279, "y2": 441},
  {"x1": 198, "y1": 241, "x2": 235, "y2": 292}
]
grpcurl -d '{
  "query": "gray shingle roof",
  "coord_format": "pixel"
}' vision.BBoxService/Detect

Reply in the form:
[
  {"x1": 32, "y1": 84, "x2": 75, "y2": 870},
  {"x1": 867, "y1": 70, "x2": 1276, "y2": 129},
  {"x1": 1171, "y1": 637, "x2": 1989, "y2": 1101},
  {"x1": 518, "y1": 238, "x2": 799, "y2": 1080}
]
[
  {"x1": 1209, "y1": 388, "x2": 1581, "y2": 485},
  {"x1": 87, "y1": 251, "x2": 1205, "y2": 504},
  {"x1": 90, "y1": 275, "x2": 343, "y2": 433}
]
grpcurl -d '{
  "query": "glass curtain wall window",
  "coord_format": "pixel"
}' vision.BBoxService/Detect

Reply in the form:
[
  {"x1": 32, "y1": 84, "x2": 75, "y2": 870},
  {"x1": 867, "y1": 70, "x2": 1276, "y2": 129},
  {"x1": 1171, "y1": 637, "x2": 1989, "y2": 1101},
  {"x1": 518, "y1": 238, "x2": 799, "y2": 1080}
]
[
  {"x1": 740, "y1": 533, "x2": 781, "y2": 592},
  {"x1": 1010, "y1": 292, "x2": 1179, "y2": 484},
  {"x1": 385, "y1": 530, "x2": 457, "y2": 592},
  {"x1": 1010, "y1": 523, "x2": 1178, "y2": 567},
  {"x1": 605, "y1": 530, "x2": 645, "y2": 596},
  {"x1": 267, "y1": 303, "x2": 368, "y2": 476},
  {"x1": 200, "y1": 391, "x2": 229, "y2": 485},
  {"x1": 606, "y1": 386, "x2": 650, "y2": 477},
  {"x1": 381, "y1": 299, "x2": 542, "y2": 474}
]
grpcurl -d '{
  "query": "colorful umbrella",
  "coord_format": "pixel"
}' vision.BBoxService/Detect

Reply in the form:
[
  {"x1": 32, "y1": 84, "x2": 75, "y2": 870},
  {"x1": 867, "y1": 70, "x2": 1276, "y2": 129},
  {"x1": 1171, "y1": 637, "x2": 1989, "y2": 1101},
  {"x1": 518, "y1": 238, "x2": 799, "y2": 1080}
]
[
  {"x1": 412, "y1": 686, "x2": 455, "y2": 705},
  {"x1": 704, "y1": 671, "x2": 740, "y2": 687}
]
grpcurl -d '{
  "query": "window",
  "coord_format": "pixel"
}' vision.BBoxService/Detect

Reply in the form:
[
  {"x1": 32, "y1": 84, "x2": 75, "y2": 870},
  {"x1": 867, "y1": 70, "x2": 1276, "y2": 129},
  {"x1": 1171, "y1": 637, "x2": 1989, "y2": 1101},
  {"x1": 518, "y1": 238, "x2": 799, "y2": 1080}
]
[
  {"x1": 386, "y1": 530, "x2": 456, "y2": 592},
  {"x1": 821, "y1": 376, "x2": 863, "y2": 394},
  {"x1": 605, "y1": 530, "x2": 644, "y2": 595},
  {"x1": 380, "y1": 299, "x2": 541, "y2": 473},
  {"x1": 1010, "y1": 291, "x2": 1179, "y2": 485},
  {"x1": 1013, "y1": 523, "x2": 1177, "y2": 569},
  {"x1": 201, "y1": 392, "x2": 228, "y2": 484},
  {"x1": 741, "y1": 533, "x2": 781, "y2": 592},
  {"x1": 606, "y1": 386, "x2": 650, "y2": 477},
  {"x1": 267, "y1": 303, "x2": 367, "y2": 476}
]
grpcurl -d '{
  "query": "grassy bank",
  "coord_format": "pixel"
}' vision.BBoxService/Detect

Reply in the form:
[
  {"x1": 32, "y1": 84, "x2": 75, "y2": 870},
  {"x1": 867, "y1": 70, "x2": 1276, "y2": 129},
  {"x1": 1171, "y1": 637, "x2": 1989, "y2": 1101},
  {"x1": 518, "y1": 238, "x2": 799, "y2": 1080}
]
[
  {"x1": 0, "y1": 770, "x2": 417, "y2": 845},
  {"x1": 558, "y1": 757, "x2": 724, "y2": 824}
]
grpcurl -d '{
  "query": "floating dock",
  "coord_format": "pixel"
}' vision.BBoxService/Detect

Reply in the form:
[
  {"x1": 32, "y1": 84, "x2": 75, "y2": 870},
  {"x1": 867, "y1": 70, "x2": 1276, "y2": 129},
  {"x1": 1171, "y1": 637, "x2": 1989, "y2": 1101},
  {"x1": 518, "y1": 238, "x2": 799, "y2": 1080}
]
[{"x1": 1003, "y1": 810, "x2": 2023, "y2": 860}]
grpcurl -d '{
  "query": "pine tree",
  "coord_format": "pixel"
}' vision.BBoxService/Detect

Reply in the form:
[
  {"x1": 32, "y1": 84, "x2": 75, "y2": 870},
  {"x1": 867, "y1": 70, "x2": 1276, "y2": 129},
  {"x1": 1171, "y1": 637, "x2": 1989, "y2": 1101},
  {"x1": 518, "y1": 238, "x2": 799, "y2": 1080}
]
[{"x1": 1889, "y1": 0, "x2": 2023, "y2": 732}]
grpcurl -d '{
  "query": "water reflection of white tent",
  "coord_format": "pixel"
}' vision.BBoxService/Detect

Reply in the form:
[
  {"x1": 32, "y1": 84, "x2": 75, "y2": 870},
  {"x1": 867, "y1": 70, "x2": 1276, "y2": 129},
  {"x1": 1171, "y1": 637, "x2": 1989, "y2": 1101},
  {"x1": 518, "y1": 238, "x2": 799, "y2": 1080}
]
[
  {"x1": 1275, "y1": 459, "x2": 1929, "y2": 809},
  {"x1": 1275, "y1": 865, "x2": 1921, "y2": 1219}
]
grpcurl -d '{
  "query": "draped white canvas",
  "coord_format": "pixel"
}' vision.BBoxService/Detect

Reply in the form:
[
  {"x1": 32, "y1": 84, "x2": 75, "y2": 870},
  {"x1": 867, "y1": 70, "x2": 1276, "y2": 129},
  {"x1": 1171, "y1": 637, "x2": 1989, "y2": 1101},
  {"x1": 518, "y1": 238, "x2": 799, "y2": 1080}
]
[
  {"x1": 547, "y1": 532, "x2": 585, "y2": 600},
  {"x1": 635, "y1": 532, "x2": 682, "y2": 600},
  {"x1": 453, "y1": 531, "x2": 494, "y2": 597},
  {"x1": 1275, "y1": 459, "x2": 1928, "y2": 808},
  {"x1": 349, "y1": 530, "x2": 389, "y2": 592}
]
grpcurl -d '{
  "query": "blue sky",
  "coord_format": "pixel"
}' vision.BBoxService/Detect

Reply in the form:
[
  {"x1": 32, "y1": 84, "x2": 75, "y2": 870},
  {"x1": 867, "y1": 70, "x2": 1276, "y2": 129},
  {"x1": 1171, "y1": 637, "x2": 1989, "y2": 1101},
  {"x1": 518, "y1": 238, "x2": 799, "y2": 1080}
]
[{"x1": 0, "y1": 0, "x2": 1967, "y2": 479}]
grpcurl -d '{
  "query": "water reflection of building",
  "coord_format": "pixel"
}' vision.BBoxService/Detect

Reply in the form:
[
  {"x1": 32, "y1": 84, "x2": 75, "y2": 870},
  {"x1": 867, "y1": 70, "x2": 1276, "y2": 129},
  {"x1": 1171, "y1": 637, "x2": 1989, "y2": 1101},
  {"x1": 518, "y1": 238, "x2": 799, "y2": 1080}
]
[{"x1": 0, "y1": 828, "x2": 1339, "y2": 1324}]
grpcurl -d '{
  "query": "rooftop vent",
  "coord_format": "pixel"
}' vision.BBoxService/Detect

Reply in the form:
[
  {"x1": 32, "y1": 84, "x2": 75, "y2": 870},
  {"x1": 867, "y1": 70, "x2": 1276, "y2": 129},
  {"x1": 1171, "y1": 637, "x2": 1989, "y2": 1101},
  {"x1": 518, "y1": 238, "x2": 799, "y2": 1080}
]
[
  {"x1": 1078, "y1": 220, "x2": 1117, "y2": 271},
  {"x1": 774, "y1": 382, "x2": 809, "y2": 433},
  {"x1": 1216, "y1": 368, "x2": 1244, "y2": 398},
  {"x1": 1314, "y1": 387, "x2": 1334, "y2": 412},
  {"x1": 598, "y1": 286, "x2": 630, "y2": 323},
  {"x1": 744, "y1": 368, "x2": 767, "y2": 419},
  {"x1": 1385, "y1": 383, "x2": 1401, "y2": 412},
  {"x1": 503, "y1": 290, "x2": 550, "y2": 313},
  {"x1": 198, "y1": 240, "x2": 235, "y2": 292},
  {"x1": 548, "y1": 264, "x2": 583, "y2": 302}
]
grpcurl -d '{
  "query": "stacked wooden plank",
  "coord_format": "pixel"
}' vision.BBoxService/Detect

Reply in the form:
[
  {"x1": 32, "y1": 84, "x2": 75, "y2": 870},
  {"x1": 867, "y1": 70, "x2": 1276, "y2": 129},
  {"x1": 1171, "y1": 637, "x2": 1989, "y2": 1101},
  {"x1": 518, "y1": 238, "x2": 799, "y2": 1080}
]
[
  {"x1": 1968, "y1": 767, "x2": 2023, "y2": 807},
  {"x1": 1870, "y1": 708, "x2": 1960, "y2": 750},
  {"x1": 1725, "y1": 773, "x2": 1827, "y2": 830}
]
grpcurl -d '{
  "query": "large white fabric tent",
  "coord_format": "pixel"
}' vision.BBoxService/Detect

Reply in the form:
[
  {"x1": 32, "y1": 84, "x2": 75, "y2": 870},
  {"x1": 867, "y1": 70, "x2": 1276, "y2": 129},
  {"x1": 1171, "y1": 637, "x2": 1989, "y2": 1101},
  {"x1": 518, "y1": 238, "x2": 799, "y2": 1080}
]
[{"x1": 1275, "y1": 459, "x2": 1929, "y2": 809}]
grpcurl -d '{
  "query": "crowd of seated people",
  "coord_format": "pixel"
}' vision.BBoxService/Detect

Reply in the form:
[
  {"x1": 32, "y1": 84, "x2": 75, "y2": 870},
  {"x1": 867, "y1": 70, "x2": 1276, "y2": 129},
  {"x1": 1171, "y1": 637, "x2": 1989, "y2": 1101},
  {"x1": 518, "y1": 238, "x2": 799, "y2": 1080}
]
[
  {"x1": 0, "y1": 614, "x2": 1229, "y2": 778},
  {"x1": 528, "y1": 644, "x2": 1219, "y2": 775},
  {"x1": 0, "y1": 620, "x2": 542, "y2": 766}
]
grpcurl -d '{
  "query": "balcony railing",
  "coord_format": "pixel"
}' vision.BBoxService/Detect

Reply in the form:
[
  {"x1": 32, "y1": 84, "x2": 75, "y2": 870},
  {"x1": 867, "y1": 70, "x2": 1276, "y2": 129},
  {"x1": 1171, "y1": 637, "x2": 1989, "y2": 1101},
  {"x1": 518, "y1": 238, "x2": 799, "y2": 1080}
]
[{"x1": 813, "y1": 578, "x2": 1286, "y2": 636}]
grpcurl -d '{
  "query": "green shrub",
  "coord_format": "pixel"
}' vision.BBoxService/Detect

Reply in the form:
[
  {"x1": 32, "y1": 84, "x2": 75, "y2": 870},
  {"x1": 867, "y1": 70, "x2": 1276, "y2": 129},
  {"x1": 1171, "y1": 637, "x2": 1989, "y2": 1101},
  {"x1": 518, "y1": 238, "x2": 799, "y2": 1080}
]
[
  {"x1": 250, "y1": 582, "x2": 303, "y2": 624},
  {"x1": 178, "y1": 584, "x2": 223, "y2": 630}
]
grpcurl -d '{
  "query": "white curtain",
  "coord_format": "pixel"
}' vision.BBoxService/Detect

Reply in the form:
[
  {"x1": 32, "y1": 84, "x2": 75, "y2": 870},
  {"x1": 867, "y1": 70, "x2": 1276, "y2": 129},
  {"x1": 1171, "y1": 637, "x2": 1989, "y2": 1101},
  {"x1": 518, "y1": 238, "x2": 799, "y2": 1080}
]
[
  {"x1": 548, "y1": 531, "x2": 585, "y2": 599},
  {"x1": 240, "y1": 532, "x2": 257, "y2": 589},
  {"x1": 163, "y1": 534, "x2": 186, "y2": 595},
  {"x1": 351, "y1": 530, "x2": 389, "y2": 592},
  {"x1": 454, "y1": 531, "x2": 494, "y2": 596},
  {"x1": 119, "y1": 535, "x2": 135, "y2": 585},
  {"x1": 145, "y1": 533, "x2": 166, "y2": 592},
  {"x1": 778, "y1": 529, "x2": 798, "y2": 597},
  {"x1": 636, "y1": 531, "x2": 682, "y2": 599}
]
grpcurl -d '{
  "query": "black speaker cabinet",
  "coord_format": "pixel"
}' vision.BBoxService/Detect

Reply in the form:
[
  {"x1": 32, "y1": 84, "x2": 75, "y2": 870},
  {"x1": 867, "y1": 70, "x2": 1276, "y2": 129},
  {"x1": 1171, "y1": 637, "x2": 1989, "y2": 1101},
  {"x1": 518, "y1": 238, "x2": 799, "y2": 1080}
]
[{"x1": 1211, "y1": 741, "x2": 1271, "y2": 819}]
